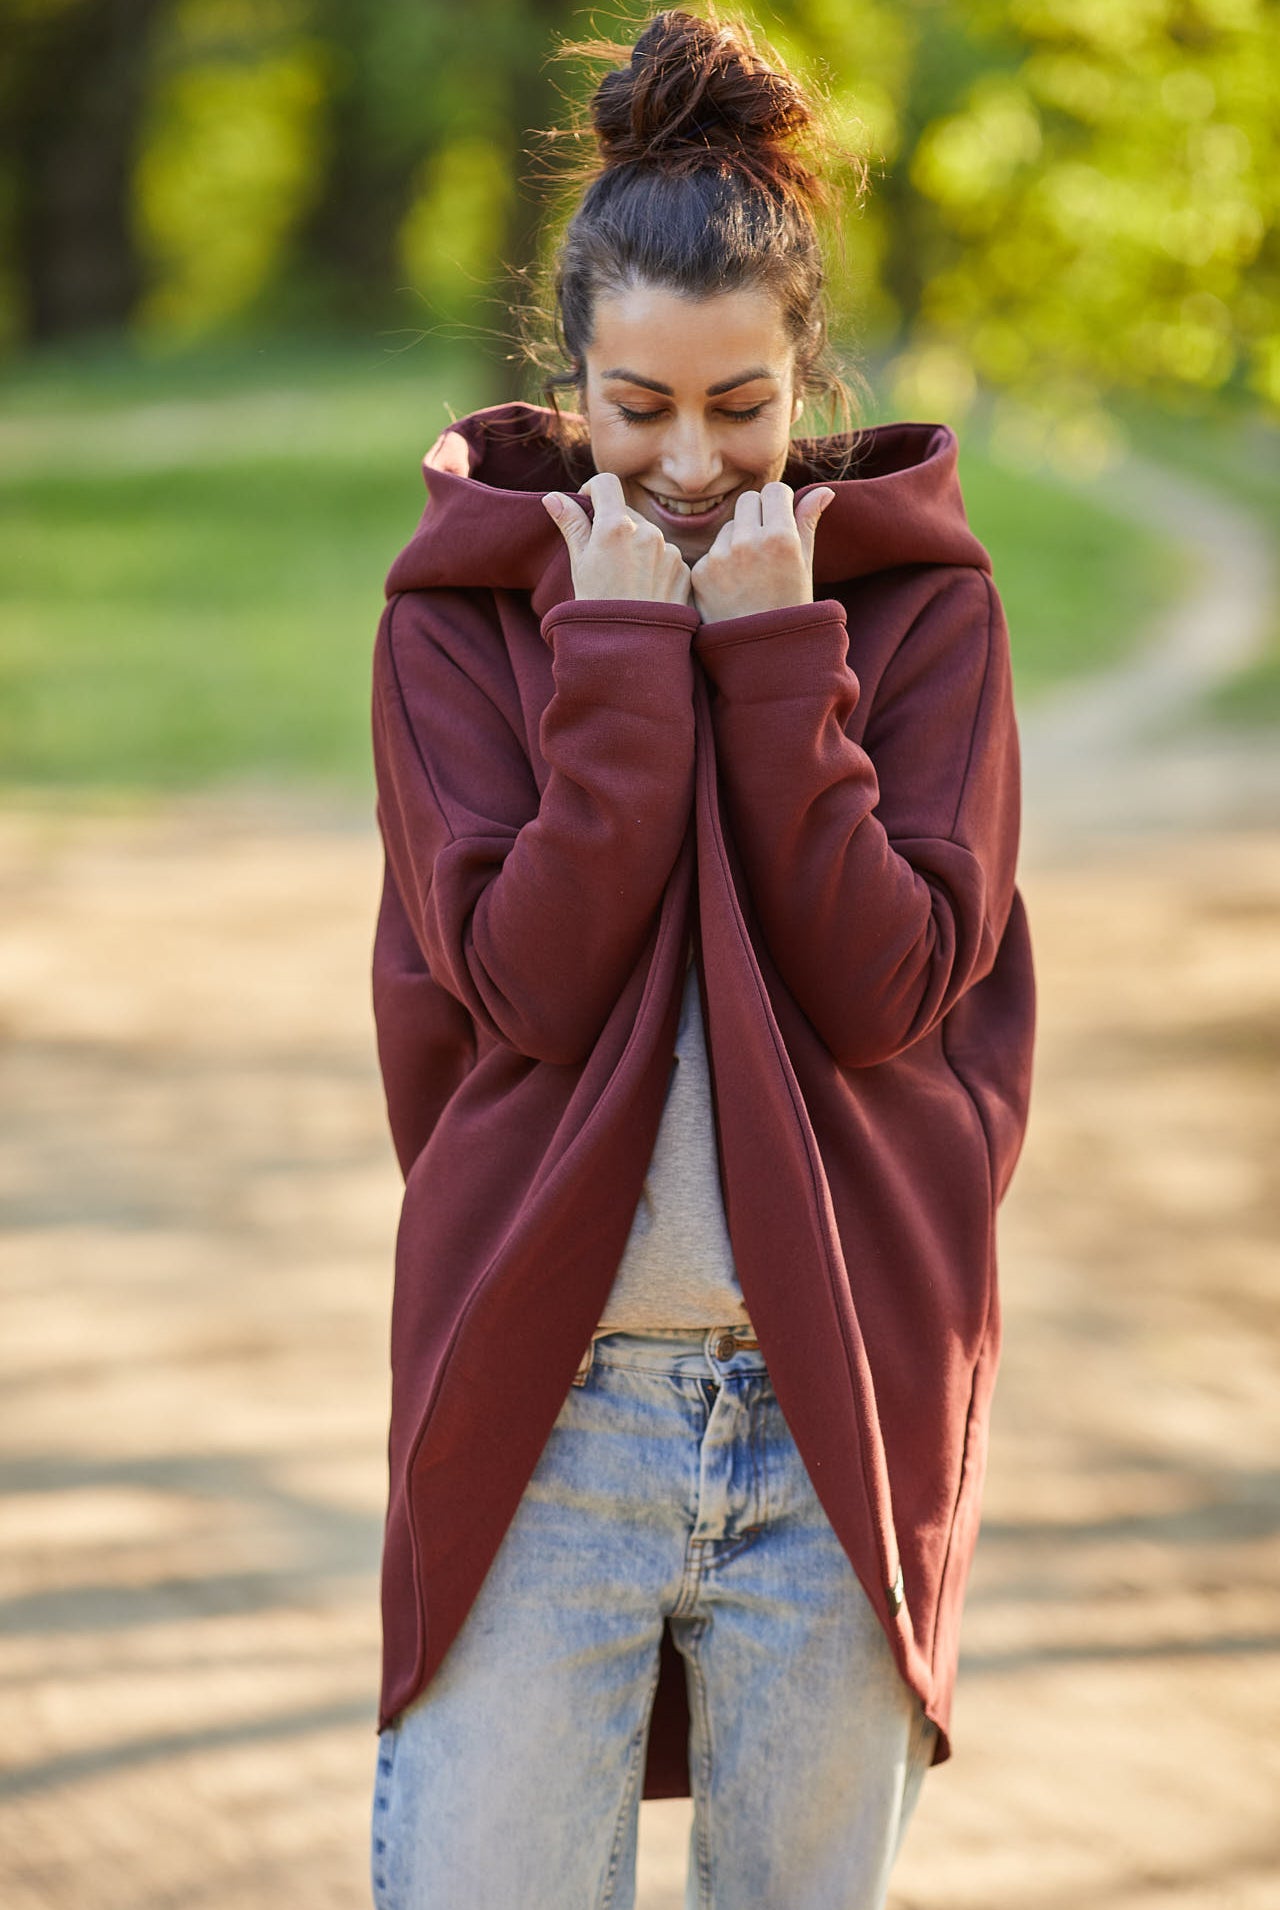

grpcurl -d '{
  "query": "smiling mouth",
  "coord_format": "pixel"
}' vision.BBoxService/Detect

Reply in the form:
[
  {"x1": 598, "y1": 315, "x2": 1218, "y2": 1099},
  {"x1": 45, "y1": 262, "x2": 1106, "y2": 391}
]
[{"x1": 646, "y1": 488, "x2": 736, "y2": 520}]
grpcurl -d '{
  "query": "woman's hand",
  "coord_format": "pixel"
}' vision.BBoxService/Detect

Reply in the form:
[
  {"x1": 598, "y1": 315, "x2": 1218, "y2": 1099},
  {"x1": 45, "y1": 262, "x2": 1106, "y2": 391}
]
[
  {"x1": 542, "y1": 473, "x2": 694, "y2": 607},
  {"x1": 690, "y1": 482, "x2": 834, "y2": 624}
]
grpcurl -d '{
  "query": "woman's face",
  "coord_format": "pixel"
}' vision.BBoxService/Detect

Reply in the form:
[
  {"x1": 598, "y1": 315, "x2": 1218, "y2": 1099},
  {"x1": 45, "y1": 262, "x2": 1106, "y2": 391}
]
[{"x1": 580, "y1": 281, "x2": 803, "y2": 564}]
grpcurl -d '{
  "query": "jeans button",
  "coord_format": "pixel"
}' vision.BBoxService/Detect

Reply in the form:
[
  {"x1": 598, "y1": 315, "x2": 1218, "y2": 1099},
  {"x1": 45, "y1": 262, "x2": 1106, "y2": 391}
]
[{"x1": 714, "y1": 1333, "x2": 737, "y2": 1361}]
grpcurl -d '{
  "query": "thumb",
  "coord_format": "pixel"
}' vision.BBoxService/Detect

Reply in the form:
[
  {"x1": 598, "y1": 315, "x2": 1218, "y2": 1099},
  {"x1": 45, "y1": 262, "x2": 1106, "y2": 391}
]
[
  {"x1": 542, "y1": 491, "x2": 590, "y2": 552},
  {"x1": 797, "y1": 487, "x2": 835, "y2": 541}
]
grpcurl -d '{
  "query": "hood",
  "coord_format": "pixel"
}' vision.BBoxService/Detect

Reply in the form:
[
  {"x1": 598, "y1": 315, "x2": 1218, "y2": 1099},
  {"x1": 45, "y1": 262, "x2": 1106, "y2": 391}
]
[{"x1": 386, "y1": 402, "x2": 991, "y2": 620}]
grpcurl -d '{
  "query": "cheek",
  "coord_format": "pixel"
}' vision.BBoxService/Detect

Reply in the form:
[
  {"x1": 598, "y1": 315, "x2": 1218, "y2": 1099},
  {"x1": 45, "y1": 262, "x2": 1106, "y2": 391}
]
[
  {"x1": 587, "y1": 425, "x2": 645, "y2": 479},
  {"x1": 741, "y1": 424, "x2": 793, "y2": 481}
]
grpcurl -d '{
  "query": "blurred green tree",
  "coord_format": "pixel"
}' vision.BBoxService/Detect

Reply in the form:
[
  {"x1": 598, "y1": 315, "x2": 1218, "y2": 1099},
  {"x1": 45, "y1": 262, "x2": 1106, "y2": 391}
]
[
  {"x1": 896, "y1": 0, "x2": 1279, "y2": 432},
  {"x1": 0, "y1": 0, "x2": 174, "y2": 341},
  {"x1": 133, "y1": 0, "x2": 325, "y2": 341},
  {"x1": 284, "y1": 0, "x2": 454, "y2": 328},
  {"x1": 287, "y1": 0, "x2": 603, "y2": 396},
  {"x1": 2, "y1": 0, "x2": 1275, "y2": 442}
]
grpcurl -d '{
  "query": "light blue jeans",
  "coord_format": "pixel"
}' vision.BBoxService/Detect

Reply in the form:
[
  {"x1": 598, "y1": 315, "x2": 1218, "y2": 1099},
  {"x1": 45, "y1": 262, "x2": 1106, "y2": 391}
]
[{"x1": 370, "y1": 1326, "x2": 936, "y2": 1909}]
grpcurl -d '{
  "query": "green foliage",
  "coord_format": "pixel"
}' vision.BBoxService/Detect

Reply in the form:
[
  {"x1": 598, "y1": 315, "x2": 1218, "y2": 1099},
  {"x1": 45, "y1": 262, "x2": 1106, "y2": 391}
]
[
  {"x1": 765, "y1": 0, "x2": 921, "y2": 343},
  {"x1": 2, "y1": 0, "x2": 1276, "y2": 435},
  {"x1": 136, "y1": 34, "x2": 326, "y2": 338},
  {"x1": 898, "y1": 0, "x2": 1279, "y2": 425},
  {"x1": 400, "y1": 138, "x2": 514, "y2": 333}
]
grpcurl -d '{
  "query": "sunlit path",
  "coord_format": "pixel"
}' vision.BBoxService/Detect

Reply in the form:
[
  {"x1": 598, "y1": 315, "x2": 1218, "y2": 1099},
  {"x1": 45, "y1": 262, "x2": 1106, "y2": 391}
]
[{"x1": 1, "y1": 784, "x2": 1277, "y2": 1908}]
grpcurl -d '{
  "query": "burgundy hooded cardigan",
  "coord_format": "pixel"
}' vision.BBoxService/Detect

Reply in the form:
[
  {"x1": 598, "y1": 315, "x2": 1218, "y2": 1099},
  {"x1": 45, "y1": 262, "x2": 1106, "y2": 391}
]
[{"x1": 370, "y1": 401, "x2": 1036, "y2": 1797}]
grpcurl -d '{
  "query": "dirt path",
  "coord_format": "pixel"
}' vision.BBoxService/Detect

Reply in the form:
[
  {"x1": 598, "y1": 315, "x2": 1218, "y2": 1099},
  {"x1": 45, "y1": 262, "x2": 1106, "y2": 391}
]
[
  {"x1": 1, "y1": 459, "x2": 1277, "y2": 1909},
  {"x1": 3, "y1": 797, "x2": 1276, "y2": 1910},
  {"x1": 1019, "y1": 449, "x2": 1279, "y2": 851}
]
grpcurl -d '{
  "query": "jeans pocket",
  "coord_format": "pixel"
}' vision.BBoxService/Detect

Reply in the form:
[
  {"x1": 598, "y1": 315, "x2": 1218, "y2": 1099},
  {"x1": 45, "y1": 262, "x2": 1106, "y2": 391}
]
[{"x1": 370, "y1": 1724, "x2": 400, "y2": 1910}]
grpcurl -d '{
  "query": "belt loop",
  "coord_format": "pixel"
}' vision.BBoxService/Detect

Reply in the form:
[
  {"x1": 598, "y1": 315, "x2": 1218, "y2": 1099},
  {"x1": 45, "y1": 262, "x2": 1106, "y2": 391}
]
[{"x1": 571, "y1": 1339, "x2": 594, "y2": 1388}]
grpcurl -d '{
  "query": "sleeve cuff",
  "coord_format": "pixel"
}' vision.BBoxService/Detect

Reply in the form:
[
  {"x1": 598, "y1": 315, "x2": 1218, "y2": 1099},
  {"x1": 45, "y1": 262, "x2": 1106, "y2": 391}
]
[
  {"x1": 540, "y1": 598, "x2": 700, "y2": 645},
  {"x1": 695, "y1": 600, "x2": 851, "y2": 703},
  {"x1": 694, "y1": 598, "x2": 847, "y2": 653},
  {"x1": 538, "y1": 599, "x2": 699, "y2": 718}
]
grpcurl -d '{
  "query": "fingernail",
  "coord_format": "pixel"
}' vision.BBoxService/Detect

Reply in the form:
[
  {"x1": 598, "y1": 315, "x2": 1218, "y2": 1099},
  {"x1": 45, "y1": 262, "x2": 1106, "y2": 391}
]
[{"x1": 542, "y1": 493, "x2": 562, "y2": 513}]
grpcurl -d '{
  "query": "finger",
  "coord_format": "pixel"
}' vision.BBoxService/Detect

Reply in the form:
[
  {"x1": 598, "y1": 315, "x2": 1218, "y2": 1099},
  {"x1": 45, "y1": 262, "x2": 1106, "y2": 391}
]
[
  {"x1": 578, "y1": 471, "x2": 628, "y2": 520},
  {"x1": 697, "y1": 515, "x2": 737, "y2": 565},
  {"x1": 732, "y1": 488, "x2": 764, "y2": 528},
  {"x1": 541, "y1": 491, "x2": 591, "y2": 552},
  {"x1": 760, "y1": 480, "x2": 797, "y2": 534}
]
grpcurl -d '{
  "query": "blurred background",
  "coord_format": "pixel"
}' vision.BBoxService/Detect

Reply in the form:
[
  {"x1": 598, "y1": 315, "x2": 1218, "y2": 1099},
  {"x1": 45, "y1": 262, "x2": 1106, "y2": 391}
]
[{"x1": 1, "y1": 3, "x2": 1277, "y2": 1907}]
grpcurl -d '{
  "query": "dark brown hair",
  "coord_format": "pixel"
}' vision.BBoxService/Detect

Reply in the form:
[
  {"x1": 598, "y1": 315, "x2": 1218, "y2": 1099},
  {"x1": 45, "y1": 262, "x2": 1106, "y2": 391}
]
[{"x1": 520, "y1": 7, "x2": 868, "y2": 470}]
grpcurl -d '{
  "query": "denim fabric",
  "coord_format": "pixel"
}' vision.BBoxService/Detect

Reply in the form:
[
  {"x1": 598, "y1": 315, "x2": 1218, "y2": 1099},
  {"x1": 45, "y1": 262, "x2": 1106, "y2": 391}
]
[{"x1": 370, "y1": 1327, "x2": 936, "y2": 1910}]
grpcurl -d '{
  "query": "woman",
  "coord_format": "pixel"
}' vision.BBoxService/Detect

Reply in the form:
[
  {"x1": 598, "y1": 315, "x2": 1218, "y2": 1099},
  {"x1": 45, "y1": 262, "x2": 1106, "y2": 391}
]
[{"x1": 368, "y1": 10, "x2": 1035, "y2": 1907}]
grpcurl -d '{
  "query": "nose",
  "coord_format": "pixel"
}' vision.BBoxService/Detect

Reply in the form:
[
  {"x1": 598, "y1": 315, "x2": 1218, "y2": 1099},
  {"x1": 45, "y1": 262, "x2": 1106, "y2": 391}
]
[{"x1": 659, "y1": 418, "x2": 725, "y2": 497}]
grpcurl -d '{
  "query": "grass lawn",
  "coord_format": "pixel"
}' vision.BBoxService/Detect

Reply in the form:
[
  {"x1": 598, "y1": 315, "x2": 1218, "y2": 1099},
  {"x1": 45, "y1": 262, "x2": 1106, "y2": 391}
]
[
  {"x1": 0, "y1": 338, "x2": 1184, "y2": 795},
  {"x1": 955, "y1": 438, "x2": 1183, "y2": 700}
]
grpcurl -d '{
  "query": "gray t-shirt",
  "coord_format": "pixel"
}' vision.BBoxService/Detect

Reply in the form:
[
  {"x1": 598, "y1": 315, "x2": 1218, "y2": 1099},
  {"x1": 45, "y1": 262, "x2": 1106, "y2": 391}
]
[{"x1": 593, "y1": 948, "x2": 754, "y2": 1336}]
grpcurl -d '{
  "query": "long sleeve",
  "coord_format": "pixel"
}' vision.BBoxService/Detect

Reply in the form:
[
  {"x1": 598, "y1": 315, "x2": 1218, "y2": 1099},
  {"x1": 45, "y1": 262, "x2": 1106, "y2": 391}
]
[
  {"x1": 373, "y1": 588, "x2": 698, "y2": 1067},
  {"x1": 693, "y1": 568, "x2": 1020, "y2": 1070}
]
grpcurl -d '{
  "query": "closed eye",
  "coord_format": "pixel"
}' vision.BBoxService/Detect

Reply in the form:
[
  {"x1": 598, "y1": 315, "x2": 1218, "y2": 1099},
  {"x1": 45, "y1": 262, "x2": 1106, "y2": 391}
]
[{"x1": 615, "y1": 403, "x2": 769, "y2": 425}]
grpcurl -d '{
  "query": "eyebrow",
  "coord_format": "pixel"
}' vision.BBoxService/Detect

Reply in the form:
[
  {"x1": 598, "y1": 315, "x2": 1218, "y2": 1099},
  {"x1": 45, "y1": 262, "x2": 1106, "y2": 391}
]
[{"x1": 599, "y1": 367, "x2": 776, "y2": 396}]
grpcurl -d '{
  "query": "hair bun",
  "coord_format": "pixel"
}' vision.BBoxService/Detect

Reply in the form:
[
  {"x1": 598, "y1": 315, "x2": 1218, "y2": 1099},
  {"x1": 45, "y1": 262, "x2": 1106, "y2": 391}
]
[{"x1": 590, "y1": 9, "x2": 813, "y2": 175}]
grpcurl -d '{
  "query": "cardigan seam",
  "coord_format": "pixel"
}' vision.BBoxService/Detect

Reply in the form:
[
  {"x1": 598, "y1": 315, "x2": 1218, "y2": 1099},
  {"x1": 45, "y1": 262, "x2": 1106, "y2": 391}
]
[
  {"x1": 947, "y1": 571, "x2": 998, "y2": 841},
  {"x1": 380, "y1": 592, "x2": 456, "y2": 853}
]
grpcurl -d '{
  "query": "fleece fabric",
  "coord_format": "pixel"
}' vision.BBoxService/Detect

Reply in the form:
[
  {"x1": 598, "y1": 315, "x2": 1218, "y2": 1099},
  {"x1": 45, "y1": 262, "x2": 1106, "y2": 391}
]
[{"x1": 370, "y1": 401, "x2": 1036, "y2": 1797}]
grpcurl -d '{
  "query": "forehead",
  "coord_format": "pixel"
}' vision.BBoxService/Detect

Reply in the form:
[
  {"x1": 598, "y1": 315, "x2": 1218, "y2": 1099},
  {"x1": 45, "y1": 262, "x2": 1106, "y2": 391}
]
[{"x1": 587, "y1": 282, "x2": 792, "y2": 384}]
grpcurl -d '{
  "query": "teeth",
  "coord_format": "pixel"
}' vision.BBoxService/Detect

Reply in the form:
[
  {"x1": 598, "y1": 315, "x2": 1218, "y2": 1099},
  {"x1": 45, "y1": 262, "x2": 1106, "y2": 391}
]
[{"x1": 655, "y1": 493, "x2": 728, "y2": 516}]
